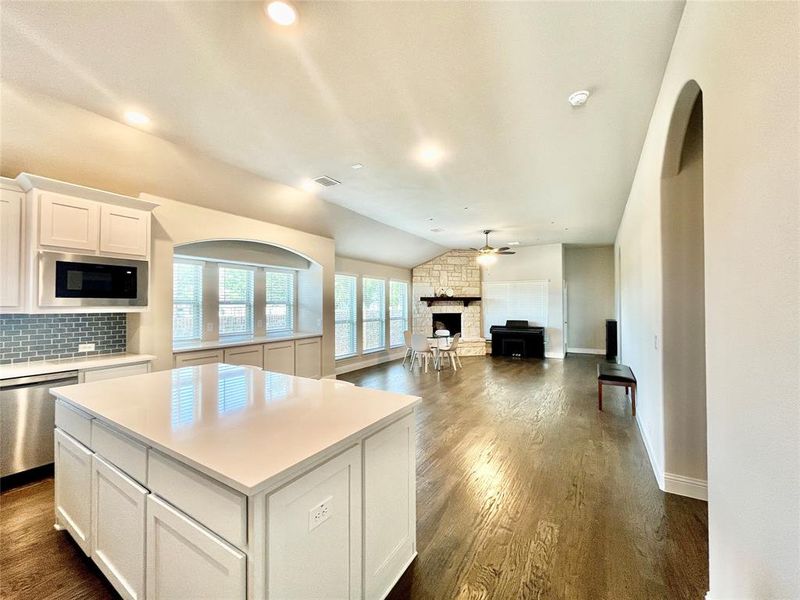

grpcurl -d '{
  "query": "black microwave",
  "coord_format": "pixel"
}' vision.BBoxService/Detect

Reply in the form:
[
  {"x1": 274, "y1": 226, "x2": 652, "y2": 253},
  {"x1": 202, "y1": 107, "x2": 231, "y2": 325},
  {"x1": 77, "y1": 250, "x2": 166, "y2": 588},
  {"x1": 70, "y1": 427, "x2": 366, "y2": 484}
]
[{"x1": 38, "y1": 252, "x2": 148, "y2": 307}]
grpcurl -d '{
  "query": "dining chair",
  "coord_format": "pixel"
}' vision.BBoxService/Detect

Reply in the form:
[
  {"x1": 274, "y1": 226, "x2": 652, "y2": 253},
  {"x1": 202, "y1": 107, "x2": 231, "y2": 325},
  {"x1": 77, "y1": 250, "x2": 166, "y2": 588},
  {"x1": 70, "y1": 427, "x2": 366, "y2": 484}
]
[
  {"x1": 439, "y1": 333, "x2": 463, "y2": 371},
  {"x1": 402, "y1": 330, "x2": 414, "y2": 368},
  {"x1": 411, "y1": 334, "x2": 436, "y2": 373}
]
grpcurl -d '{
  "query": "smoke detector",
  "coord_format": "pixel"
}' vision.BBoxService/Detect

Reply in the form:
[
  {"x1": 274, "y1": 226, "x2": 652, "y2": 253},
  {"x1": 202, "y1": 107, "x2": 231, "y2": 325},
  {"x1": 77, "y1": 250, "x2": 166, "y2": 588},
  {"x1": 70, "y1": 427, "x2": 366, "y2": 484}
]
[
  {"x1": 312, "y1": 175, "x2": 341, "y2": 187},
  {"x1": 568, "y1": 90, "x2": 591, "y2": 107}
]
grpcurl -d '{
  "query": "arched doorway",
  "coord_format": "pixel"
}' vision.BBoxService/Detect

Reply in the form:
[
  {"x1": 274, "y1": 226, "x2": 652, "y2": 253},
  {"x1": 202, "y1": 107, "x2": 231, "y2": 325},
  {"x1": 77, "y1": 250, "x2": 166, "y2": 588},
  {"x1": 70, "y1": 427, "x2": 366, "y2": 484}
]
[{"x1": 661, "y1": 80, "x2": 707, "y2": 499}]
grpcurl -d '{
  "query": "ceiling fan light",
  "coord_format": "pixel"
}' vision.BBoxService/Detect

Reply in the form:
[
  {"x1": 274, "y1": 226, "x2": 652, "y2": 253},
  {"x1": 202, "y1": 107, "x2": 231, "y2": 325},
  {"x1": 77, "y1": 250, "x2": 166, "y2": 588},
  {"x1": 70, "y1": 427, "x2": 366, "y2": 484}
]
[{"x1": 476, "y1": 253, "x2": 497, "y2": 267}]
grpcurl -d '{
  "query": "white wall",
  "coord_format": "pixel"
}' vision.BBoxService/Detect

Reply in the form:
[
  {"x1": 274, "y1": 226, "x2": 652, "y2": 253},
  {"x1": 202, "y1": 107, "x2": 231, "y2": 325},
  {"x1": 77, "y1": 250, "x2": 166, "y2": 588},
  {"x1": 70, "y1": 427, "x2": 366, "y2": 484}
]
[
  {"x1": 615, "y1": 2, "x2": 799, "y2": 598},
  {"x1": 334, "y1": 256, "x2": 411, "y2": 374},
  {"x1": 564, "y1": 246, "x2": 614, "y2": 352},
  {"x1": 481, "y1": 244, "x2": 564, "y2": 358}
]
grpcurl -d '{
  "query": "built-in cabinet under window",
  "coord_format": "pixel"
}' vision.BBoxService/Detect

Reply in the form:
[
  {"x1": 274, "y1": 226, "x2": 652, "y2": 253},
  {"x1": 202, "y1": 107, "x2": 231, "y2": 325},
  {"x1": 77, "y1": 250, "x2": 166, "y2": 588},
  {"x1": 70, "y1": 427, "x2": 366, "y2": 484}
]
[{"x1": 173, "y1": 336, "x2": 321, "y2": 379}]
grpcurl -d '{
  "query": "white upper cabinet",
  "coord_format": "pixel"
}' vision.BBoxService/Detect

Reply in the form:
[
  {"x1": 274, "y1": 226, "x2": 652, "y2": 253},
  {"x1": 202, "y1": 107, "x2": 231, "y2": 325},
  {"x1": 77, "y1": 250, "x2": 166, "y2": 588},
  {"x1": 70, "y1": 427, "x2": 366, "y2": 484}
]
[
  {"x1": 39, "y1": 191, "x2": 100, "y2": 252},
  {"x1": 99, "y1": 204, "x2": 149, "y2": 257},
  {"x1": 0, "y1": 187, "x2": 24, "y2": 309}
]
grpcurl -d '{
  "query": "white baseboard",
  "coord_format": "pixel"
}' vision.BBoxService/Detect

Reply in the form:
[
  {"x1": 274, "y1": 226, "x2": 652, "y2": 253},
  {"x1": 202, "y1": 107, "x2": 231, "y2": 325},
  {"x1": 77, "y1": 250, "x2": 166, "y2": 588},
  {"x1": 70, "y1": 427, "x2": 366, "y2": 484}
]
[
  {"x1": 545, "y1": 351, "x2": 565, "y2": 359},
  {"x1": 664, "y1": 472, "x2": 708, "y2": 501},
  {"x1": 635, "y1": 413, "x2": 665, "y2": 489},
  {"x1": 634, "y1": 413, "x2": 709, "y2": 501},
  {"x1": 567, "y1": 347, "x2": 605, "y2": 355},
  {"x1": 335, "y1": 349, "x2": 405, "y2": 375}
]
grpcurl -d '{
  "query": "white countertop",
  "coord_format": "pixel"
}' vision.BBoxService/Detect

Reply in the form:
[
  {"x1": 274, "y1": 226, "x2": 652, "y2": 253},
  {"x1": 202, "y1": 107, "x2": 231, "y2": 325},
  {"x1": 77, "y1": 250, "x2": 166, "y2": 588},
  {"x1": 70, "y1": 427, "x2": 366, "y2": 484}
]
[
  {"x1": 0, "y1": 353, "x2": 156, "y2": 380},
  {"x1": 173, "y1": 331, "x2": 322, "y2": 353},
  {"x1": 51, "y1": 363, "x2": 420, "y2": 495}
]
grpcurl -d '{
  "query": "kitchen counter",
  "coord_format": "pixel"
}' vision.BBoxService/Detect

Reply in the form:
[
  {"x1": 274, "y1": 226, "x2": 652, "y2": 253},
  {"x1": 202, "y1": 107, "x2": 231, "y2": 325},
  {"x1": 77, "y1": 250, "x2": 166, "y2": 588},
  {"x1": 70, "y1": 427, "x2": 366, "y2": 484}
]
[
  {"x1": 0, "y1": 352, "x2": 155, "y2": 380},
  {"x1": 51, "y1": 363, "x2": 419, "y2": 494},
  {"x1": 51, "y1": 363, "x2": 420, "y2": 599},
  {"x1": 172, "y1": 331, "x2": 321, "y2": 354}
]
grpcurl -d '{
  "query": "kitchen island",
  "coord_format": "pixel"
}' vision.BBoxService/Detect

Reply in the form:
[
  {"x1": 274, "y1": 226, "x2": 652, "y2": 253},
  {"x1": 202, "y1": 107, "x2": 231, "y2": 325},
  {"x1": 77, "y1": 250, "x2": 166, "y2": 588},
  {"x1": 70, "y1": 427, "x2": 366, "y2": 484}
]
[{"x1": 51, "y1": 363, "x2": 420, "y2": 600}]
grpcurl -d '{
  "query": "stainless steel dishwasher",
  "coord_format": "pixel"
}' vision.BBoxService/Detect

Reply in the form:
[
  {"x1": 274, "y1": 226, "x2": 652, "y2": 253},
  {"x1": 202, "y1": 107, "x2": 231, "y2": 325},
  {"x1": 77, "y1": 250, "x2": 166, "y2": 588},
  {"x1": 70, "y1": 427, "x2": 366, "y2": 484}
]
[{"x1": 0, "y1": 371, "x2": 79, "y2": 477}]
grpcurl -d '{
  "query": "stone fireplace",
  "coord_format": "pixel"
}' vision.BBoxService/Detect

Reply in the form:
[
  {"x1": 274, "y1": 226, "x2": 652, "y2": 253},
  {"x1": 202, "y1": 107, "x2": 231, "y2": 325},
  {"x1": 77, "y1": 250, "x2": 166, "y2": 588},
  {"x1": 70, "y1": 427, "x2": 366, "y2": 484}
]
[{"x1": 411, "y1": 250, "x2": 486, "y2": 356}]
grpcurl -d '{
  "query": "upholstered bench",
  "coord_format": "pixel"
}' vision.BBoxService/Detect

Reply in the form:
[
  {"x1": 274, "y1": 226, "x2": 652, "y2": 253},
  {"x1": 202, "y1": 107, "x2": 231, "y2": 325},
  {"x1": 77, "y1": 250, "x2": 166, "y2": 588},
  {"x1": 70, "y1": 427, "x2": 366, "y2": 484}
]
[{"x1": 597, "y1": 363, "x2": 637, "y2": 416}]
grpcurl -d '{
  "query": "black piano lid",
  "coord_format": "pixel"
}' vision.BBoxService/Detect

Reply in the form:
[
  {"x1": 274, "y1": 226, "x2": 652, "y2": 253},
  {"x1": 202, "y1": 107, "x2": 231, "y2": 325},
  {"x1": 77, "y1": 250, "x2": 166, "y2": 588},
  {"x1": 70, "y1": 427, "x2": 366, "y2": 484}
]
[{"x1": 505, "y1": 319, "x2": 529, "y2": 328}]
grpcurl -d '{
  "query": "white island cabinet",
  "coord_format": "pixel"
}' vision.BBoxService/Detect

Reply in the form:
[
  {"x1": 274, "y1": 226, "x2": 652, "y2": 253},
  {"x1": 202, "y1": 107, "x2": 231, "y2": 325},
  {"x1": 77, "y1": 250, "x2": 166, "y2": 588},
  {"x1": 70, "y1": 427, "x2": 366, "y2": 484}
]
[{"x1": 51, "y1": 364, "x2": 420, "y2": 600}]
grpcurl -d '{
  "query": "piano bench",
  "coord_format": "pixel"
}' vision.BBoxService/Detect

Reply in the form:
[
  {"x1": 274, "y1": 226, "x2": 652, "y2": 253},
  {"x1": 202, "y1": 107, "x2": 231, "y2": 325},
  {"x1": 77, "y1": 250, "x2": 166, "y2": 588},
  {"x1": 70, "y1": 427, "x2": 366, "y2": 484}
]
[{"x1": 597, "y1": 363, "x2": 637, "y2": 416}]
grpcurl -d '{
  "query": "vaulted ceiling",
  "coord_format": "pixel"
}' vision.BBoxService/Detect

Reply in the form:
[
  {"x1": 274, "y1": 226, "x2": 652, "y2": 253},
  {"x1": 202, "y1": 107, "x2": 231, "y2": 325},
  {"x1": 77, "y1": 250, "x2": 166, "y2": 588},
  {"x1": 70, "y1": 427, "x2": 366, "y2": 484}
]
[{"x1": 1, "y1": 1, "x2": 684, "y2": 254}]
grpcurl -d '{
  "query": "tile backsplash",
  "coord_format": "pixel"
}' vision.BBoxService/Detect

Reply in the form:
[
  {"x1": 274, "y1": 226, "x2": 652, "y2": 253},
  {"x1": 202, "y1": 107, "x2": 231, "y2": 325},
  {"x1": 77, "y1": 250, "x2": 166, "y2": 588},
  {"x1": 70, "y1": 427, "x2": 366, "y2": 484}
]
[{"x1": 0, "y1": 313, "x2": 127, "y2": 364}]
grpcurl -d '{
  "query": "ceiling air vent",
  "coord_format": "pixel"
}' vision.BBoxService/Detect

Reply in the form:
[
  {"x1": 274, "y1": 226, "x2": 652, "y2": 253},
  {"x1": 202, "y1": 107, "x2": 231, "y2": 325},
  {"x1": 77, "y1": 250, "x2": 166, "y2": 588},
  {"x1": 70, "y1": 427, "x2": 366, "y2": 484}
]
[{"x1": 313, "y1": 175, "x2": 341, "y2": 187}]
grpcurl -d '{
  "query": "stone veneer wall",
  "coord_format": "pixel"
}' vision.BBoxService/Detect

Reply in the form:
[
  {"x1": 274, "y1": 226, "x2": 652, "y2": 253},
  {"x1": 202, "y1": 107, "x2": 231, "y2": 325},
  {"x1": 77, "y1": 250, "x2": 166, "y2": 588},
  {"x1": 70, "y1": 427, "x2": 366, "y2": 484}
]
[{"x1": 411, "y1": 250, "x2": 486, "y2": 356}]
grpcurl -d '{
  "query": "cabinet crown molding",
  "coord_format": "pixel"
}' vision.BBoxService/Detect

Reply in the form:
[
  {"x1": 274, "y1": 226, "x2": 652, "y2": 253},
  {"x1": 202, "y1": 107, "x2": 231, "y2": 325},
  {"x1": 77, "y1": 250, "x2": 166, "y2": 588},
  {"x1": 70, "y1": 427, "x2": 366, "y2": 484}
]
[{"x1": 16, "y1": 173, "x2": 159, "y2": 212}]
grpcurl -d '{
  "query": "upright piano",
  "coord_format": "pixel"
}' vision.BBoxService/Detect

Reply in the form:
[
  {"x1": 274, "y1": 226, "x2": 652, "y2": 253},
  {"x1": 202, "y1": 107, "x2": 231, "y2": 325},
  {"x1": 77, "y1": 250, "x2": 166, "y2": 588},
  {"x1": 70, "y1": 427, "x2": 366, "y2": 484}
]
[{"x1": 489, "y1": 320, "x2": 545, "y2": 358}]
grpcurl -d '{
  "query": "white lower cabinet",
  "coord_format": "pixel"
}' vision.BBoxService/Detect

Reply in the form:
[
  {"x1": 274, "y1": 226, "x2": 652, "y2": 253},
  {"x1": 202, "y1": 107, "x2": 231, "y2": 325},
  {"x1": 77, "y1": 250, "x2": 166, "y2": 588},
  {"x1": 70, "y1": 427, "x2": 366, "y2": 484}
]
[
  {"x1": 294, "y1": 337, "x2": 322, "y2": 379},
  {"x1": 91, "y1": 455, "x2": 147, "y2": 600},
  {"x1": 173, "y1": 349, "x2": 224, "y2": 368},
  {"x1": 54, "y1": 428, "x2": 93, "y2": 556},
  {"x1": 146, "y1": 494, "x2": 246, "y2": 600},
  {"x1": 263, "y1": 341, "x2": 295, "y2": 375},
  {"x1": 363, "y1": 414, "x2": 417, "y2": 599},
  {"x1": 223, "y1": 344, "x2": 264, "y2": 367},
  {"x1": 267, "y1": 444, "x2": 362, "y2": 600},
  {"x1": 83, "y1": 362, "x2": 150, "y2": 383}
]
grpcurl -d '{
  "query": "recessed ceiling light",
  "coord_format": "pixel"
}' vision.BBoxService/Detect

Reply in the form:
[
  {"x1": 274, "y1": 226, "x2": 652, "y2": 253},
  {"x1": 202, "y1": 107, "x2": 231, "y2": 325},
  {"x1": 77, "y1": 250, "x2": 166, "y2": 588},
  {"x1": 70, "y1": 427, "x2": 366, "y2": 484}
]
[
  {"x1": 265, "y1": 1, "x2": 297, "y2": 26},
  {"x1": 568, "y1": 90, "x2": 590, "y2": 107},
  {"x1": 124, "y1": 110, "x2": 150, "y2": 126},
  {"x1": 507, "y1": 241, "x2": 520, "y2": 246},
  {"x1": 414, "y1": 141, "x2": 446, "y2": 167},
  {"x1": 351, "y1": 163, "x2": 363, "y2": 170}
]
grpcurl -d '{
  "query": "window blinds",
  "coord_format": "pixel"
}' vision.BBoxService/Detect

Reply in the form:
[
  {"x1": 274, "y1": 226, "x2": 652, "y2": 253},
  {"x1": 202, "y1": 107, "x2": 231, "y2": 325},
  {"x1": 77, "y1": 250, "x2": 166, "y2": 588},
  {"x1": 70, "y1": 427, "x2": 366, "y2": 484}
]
[
  {"x1": 219, "y1": 266, "x2": 255, "y2": 336},
  {"x1": 482, "y1": 280, "x2": 548, "y2": 338},
  {"x1": 389, "y1": 281, "x2": 409, "y2": 347},
  {"x1": 265, "y1": 270, "x2": 295, "y2": 332},
  {"x1": 362, "y1": 278, "x2": 386, "y2": 352},
  {"x1": 173, "y1": 261, "x2": 203, "y2": 341},
  {"x1": 334, "y1": 274, "x2": 357, "y2": 358}
]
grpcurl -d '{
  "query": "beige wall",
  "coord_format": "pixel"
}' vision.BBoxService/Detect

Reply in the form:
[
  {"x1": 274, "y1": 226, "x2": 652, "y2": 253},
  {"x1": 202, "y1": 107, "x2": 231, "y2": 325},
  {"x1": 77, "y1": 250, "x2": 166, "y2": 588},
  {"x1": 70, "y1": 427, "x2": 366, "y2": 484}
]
[
  {"x1": 0, "y1": 83, "x2": 446, "y2": 268},
  {"x1": 661, "y1": 95, "x2": 707, "y2": 486},
  {"x1": 615, "y1": 2, "x2": 799, "y2": 597},
  {"x1": 334, "y1": 256, "x2": 411, "y2": 374},
  {"x1": 129, "y1": 195, "x2": 335, "y2": 377},
  {"x1": 564, "y1": 246, "x2": 614, "y2": 351},
  {"x1": 481, "y1": 244, "x2": 565, "y2": 358}
]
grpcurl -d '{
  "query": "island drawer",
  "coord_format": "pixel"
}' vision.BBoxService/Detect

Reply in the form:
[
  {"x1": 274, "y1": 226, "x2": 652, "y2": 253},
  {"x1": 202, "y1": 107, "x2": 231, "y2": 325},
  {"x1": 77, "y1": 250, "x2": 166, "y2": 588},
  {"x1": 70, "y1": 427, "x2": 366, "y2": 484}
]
[
  {"x1": 147, "y1": 450, "x2": 247, "y2": 549},
  {"x1": 55, "y1": 400, "x2": 93, "y2": 448},
  {"x1": 91, "y1": 420, "x2": 148, "y2": 484}
]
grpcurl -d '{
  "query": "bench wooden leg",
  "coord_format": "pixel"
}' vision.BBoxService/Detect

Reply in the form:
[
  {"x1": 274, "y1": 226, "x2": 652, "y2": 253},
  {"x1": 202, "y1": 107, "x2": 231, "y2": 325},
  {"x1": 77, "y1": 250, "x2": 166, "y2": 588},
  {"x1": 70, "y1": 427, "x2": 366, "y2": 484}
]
[
  {"x1": 598, "y1": 380, "x2": 603, "y2": 411},
  {"x1": 631, "y1": 384, "x2": 636, "y2": 416}
]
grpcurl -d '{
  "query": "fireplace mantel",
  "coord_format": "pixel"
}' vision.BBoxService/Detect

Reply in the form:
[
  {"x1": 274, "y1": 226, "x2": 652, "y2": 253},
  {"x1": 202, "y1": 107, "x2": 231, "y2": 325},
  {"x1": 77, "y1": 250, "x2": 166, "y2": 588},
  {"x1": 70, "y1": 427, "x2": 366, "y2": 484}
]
[{"x1": 419, "y1": 296, "x2": 481, "y2": 307}]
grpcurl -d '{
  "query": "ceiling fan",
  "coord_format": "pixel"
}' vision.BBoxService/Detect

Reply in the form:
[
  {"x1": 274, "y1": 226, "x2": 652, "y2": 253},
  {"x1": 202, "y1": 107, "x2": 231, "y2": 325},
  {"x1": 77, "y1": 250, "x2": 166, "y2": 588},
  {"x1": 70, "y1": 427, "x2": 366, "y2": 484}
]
[{"x1": 470, "y1": 230, "x2": 515, "y2": 265}]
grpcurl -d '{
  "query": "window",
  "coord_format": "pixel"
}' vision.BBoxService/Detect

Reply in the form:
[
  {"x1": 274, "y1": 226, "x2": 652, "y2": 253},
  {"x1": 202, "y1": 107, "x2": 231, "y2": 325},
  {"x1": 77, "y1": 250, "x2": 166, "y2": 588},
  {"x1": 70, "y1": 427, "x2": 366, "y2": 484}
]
[
  {"x1": 335, "y1": 274, "x2": 357, "y2": 358},
  {"x1": 173, "y1": 261, "x2": 203, "y2": 341},
  {"x1": 265, "y1": 270, "x2": 295, "y2": 332},
  {"x1": 362, "y1": 277, "x2": 386, "y2": 352},
  {"x1": 389, "y1": 281, "x2": 409, "y2": 347},
  {"x1": 218, "y1": 266, "x2": 254, "y2": 336}
]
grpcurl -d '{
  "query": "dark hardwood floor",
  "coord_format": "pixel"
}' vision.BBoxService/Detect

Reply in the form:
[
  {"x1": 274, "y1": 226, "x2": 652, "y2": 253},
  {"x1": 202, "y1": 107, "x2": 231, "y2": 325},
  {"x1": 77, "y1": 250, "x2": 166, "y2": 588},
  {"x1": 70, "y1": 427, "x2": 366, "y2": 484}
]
[{"x1": 0, "y1": 355, "x2": 708, "y2": 600}]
